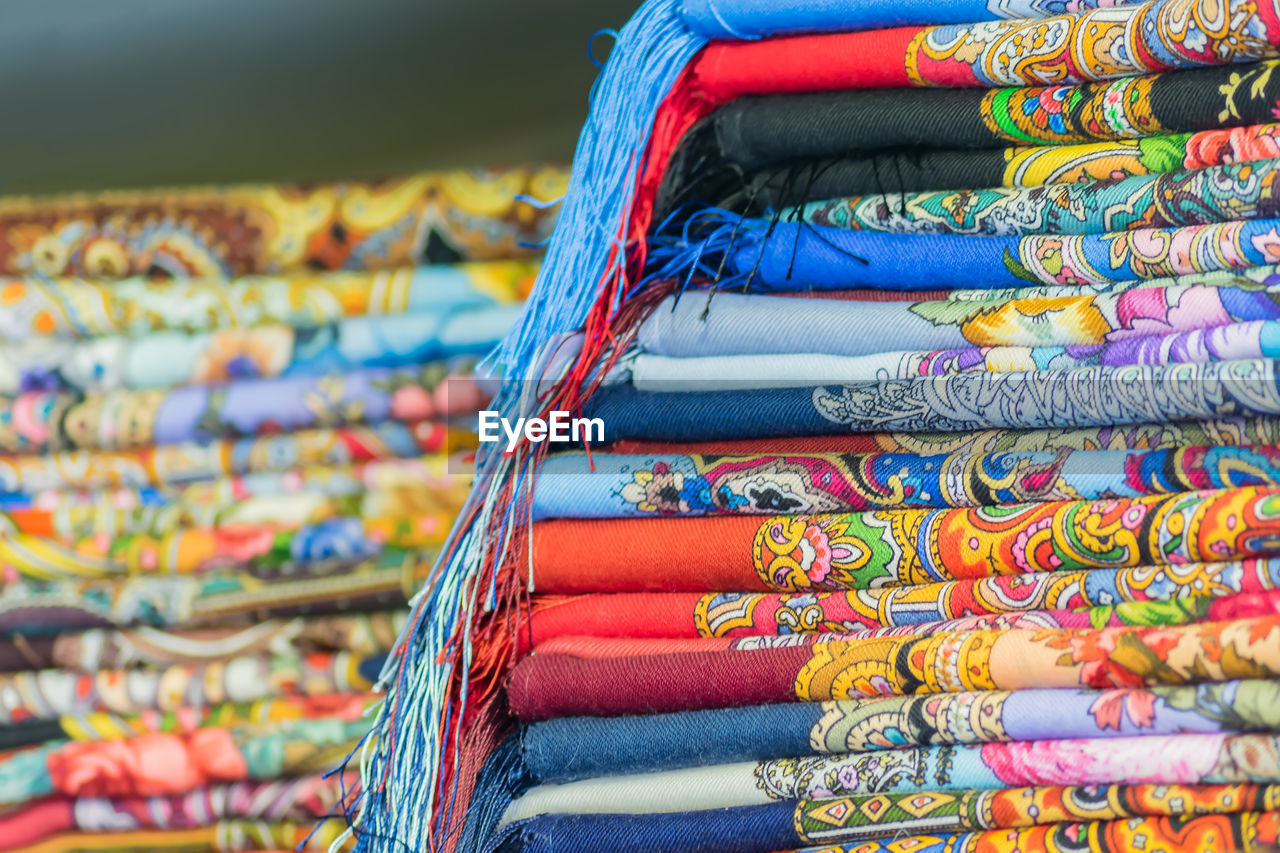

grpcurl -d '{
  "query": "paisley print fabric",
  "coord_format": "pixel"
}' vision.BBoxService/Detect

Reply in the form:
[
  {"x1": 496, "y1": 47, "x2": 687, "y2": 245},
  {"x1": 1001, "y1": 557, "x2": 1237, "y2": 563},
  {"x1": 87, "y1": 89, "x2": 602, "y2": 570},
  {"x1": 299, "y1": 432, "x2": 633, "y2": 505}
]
[
  {"x1": 0, "y1": 363, "x2": 481, "y2": 454},
  {"x1": 0, "y1": 458, "x2": 470, "y2": 541},
  {"x1": 0, "y1": 167, "x2": 565, "y2": 278},
  {"x1": 535, "y1": 444, "x2": 1280, "y2": 517},
  {"x1": 526, "y1": 561, "x2": 1280, "y2": 642},
  {"x1": 0, "y1": 548, "x2": 434, "y2": 635},
  {"x1": 0, "y1": 776, "x2": 350, "y2": 852},
  {"x1": 794, "y1": 812, "x2": 1280, "y2": 853},
  {"x1": 529, "y1": 591, "x2": 1280, "y2": 660},
  {"x1": 530, "y1": 486, "x2": 1280, "y2": 592},
  {"x1": 0, "y1": 261, "x2": 533, "y2": 342},
  {"x1": 0, "y1": 420, "x2": 461, "y2": 493},
  {"x1": 0, "y1": 611, "x2": 406, "y2": 672},
  {"x1": 0, "y1": 514, "x2": 446, "y2": 582},
  {"x1": 794, "y1": 159, "x2": 1280, "y2": 237},
  {"x1": 904, "y1": 0, "x2": 1280, "y2": 88},
  {"x1": 0, "y1": 651, "x2": 379, "y2": 723},
  {"x1": 747, "y1": 487, "x2": 1280, "y2": 592},
  {"x1": 0, "y1": 309, "x2": 515, "y2": 394}
]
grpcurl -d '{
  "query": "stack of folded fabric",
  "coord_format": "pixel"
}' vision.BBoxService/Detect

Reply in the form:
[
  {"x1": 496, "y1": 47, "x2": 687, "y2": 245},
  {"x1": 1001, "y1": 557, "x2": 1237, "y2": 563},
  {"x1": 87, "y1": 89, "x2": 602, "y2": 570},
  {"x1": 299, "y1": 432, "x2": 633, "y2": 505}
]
[
  {"x1": 0, "y1": 166, "x2": 566, "y2": 853},
  {"x1": 343, "y1": 1, "x2": 1280, "y2": 853}
]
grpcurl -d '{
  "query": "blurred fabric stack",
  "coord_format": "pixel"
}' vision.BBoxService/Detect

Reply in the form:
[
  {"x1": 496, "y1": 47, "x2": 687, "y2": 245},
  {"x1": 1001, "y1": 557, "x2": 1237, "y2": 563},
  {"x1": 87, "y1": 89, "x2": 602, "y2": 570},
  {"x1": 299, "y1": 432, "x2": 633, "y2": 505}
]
[{"x1": 0, "y1": 166, "x2": 564, "y2": 852}]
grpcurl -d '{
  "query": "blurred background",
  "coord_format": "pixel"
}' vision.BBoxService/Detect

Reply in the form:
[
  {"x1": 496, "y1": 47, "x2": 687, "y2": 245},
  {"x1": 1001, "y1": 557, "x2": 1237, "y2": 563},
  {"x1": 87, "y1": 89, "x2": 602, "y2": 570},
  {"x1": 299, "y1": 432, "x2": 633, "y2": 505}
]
[{"x1": 2, "y1": 0, "x2": 637, "y2": 193}]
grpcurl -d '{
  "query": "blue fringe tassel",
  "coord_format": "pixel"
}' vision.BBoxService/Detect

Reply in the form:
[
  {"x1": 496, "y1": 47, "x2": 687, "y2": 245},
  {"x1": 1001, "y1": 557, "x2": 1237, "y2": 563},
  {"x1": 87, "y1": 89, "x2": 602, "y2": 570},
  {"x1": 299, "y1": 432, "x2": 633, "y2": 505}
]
[
  {"x1": 458, "y1": 734, "x2": 533, "y2": 853},
  {"x1": 334, "y1": 3, "x2": 708, "y2": 851},
  {"x1": 483, "y1": 0, "x2": 707, "y2": 382}
]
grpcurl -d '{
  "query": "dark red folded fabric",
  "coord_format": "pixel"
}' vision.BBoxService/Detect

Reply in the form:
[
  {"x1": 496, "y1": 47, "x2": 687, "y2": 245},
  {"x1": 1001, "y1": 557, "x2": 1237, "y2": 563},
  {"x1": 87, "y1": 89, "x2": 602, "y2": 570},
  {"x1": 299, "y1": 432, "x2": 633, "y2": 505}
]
[{"x1": 507, "y1": 648, "x2": 804, "y2": 720}]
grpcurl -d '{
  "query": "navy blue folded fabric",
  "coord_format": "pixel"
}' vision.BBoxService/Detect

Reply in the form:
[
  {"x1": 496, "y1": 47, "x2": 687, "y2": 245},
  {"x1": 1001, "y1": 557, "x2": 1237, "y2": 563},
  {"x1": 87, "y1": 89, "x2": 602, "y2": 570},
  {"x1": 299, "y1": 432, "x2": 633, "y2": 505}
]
[{"x1": 585, "y1": 361, "x2": 1280, "y2": 442}]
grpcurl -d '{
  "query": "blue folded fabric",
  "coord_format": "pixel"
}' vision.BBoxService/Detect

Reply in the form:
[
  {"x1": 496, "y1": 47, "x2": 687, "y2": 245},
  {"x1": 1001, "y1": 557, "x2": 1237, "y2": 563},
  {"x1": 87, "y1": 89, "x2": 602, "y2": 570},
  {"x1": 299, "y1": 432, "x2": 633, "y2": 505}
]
[
  {"x1": 677, "y1": 0, "x2": 1140, "y2": 39},
  {"x1": 646, "y1": 217, "x2": 1280, "y2": 293},
  {"x1": 523, "y1": 704, "x2": 810, "y2": 783}
]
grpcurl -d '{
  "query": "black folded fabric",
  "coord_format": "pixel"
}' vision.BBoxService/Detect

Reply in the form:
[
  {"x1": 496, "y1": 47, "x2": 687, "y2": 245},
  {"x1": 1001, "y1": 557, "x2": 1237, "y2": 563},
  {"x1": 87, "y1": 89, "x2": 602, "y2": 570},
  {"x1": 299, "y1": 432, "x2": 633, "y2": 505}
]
[{"x1": 657, "y1": 60, "x2": 1280, "y2": 217}]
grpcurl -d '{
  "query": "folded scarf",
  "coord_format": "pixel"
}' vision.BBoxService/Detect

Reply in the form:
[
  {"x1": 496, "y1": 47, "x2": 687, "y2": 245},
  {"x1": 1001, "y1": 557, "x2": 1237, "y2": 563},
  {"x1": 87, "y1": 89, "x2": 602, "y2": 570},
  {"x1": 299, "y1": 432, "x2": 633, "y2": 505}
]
[
  {"x1": 628, "y1": 318, "x2": 1280, "y2": 386},
  {"x1": 943, "y1": 267, "x2": 1280, "y2": 301},
  {"x1": 0, "y1": 718, "x2": 366, "y2": 805},
  {"x1": 520, "y1": 681, "x2": 1280, "y2": 783},
  {"x1": 0, "y1": 458, "x2": 465, "y2": 537},
  {"x1": 636, "y1": 283, "x2": 1280, "y2": 361},
  {"x1": 0, "y1": 692, "x2": 375, "y2": 751},
  {"x1": 0, "y1": 651, "x2": 381, "y2": 724},
  {"x1": 508, "y1": 614, "x2": 1280, "y2": 718},
  {"x1": 650, "y1": 215, "x2": 1280, "y2": 293},
  {"x1": 528, "y1": 558, "x2": 1280, "y2": 642},
  {"x1": 679, "y1": 123, "x2": 1280, "y2": 213},
  {"x1": 532, "y1": 486, "x2": 1280, "y2": 593},
  {"x1": 0, "y1": 420, "x2": 458, "y2": 493},
  {"x1": 0, "y1": 775, "x2": 350, "y2": 853},
  {"x1": 607, "y1": 416, "x2": 1280, "y2": 456},
  {"x1": 534, "y1": 444, "x2": 1280, "y2": 517},
  {"x1": 588, "y1": 360, "x2": 1280, "y2": 442},
  {"x1": 0, "y1": 261, "x2": 533, "y2": 341},
  {"x1": 0, "y1": 548, "x2": 433, "y2": 635},
  {"x1": 496, "y1": 784, "x2": 1280, "y2": 853},
  {"x1": 677, "y1": 0, "x2": 1143, "y2": 37},
  {"x1": 529, "y1": 587, "x2": 1280, "y2": 649},
  {"x1": 652, "y1": 12, "x2": 1280, "y2": 216},
  {"x1": 789, "y1": 158, "x2": 1280, "y2": 237},
  {"x1": 12, "y1": 819, "x2": 348, "y2": 853},
  {"x1": 780, "y1": 811, "x2": 1280, "y2": 853},
  {"x1": 0, "y1": 166, "x2": 564, "y2": 278},
  {"x1": 676, "y1": 60, "x2": 1280, "y2": 177},
  {"x1": 502, "y1": 731, "x2": 1280, "y2": 819},
  {"x1": 0, "y1": 458, "x2": 468, "y2": 540},
  {"x1": 537, "y1": 582, "x2": 1280, "y2": 650},
  {"x1": 0, "y1": 364, "x2": 481, "y2": 454},
  {"x1": 0, "y1": 514, "x2": 444, "y2": 582},
  {"x1": 688, "y1": 0, "x2": 1279, "y2": 105},
  {"x1": 0, "y1": 611, "x2": 406, "y2": 672},
  {"x1": 0, "y1": 307, "x2": 515, "y2": 394}
]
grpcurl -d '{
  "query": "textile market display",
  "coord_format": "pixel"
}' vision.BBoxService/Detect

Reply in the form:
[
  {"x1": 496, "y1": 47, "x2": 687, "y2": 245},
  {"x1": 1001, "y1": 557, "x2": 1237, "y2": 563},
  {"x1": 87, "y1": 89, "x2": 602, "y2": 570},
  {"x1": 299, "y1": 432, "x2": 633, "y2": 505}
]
[
  {"x1": 338, "y1": 2, "x2": 1280, "y2": 853},
  {"x1": 0, "y1": 166, "x2": 563, "y2": 850}
]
